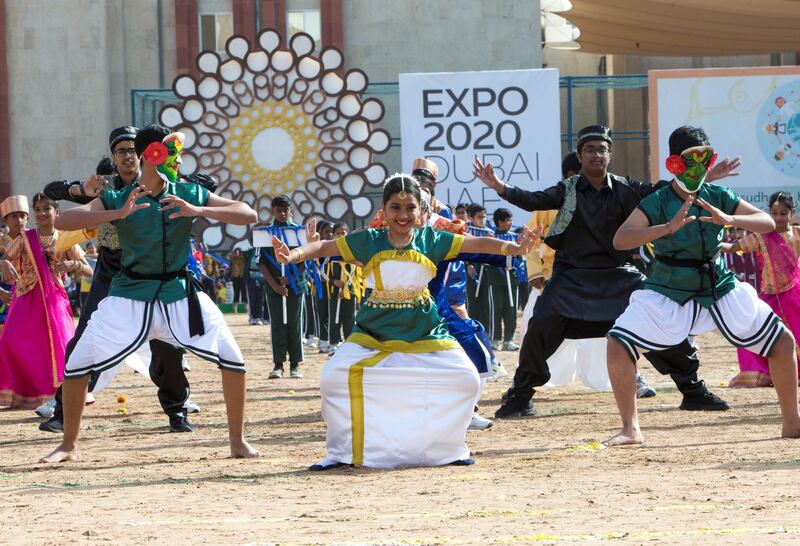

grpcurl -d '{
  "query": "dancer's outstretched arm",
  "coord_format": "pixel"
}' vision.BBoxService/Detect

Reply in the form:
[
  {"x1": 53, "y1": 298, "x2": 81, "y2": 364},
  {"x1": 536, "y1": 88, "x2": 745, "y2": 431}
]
[
  {"x1": 461, "y1": 225, "x2": 541, "y2": 256},
  {"x1": 614, "y1": 195, "x2": 774, "y2": 250},
  {"x1": 473, "y1": 158, "x2": 564, "y2": 212},
  {"x1": 54, "y1": 187, "x2": 151, "y2": 231},
  {"x1": 161, "y1": 193, "x2": 257, "y2": 225}
]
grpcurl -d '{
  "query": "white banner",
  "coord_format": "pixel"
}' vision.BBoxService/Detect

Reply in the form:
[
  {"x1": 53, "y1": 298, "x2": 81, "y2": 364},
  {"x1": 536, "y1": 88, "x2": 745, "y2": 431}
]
[
  {"x1": 399, "y1": 69, "x2": 562, "y2": 223},
  {"x1": 649, "y1": 66, "x2": 800, "y2": 210}
]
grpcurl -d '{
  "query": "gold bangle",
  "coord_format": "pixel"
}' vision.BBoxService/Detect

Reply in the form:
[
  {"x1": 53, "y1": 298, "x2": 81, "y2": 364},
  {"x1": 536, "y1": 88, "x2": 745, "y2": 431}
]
[
  {"x1": 500, "y1": 241, "x2": 511, "y2": 256},
  {"x1": 295, "y1": 248, "x2": 305, "y2": 262}
]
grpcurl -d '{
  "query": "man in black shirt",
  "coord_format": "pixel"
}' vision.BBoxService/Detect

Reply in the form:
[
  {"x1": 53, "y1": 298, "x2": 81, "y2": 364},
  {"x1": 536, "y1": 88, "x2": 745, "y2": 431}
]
[{"x1": 474, "y1": 125, "x2": 733, "y2": 418}]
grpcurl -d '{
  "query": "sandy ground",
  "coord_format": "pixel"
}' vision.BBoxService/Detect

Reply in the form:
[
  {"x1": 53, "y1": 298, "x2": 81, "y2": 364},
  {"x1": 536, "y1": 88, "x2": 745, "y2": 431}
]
[{"x1": 2, "y1": 313, "x2": 800, "y2": 546}]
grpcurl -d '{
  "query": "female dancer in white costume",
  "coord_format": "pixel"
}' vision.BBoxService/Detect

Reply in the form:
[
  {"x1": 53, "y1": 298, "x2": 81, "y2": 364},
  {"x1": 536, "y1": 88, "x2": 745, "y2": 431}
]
[{"x1": 273, "y1": 174, "x2": 538, "y2": 469}]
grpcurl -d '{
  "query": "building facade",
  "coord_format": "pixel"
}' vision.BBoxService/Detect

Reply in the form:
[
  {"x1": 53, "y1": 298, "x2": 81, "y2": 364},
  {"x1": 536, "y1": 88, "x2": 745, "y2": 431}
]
[{"x1": 0, "y1": 0, "x2": 542, "y2": 200}]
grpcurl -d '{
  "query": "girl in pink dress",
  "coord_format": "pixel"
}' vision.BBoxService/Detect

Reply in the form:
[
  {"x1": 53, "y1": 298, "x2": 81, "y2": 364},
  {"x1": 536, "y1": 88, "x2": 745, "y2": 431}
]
[
  {"x1": 726, "y1": 191, "x2": 800, "y2": 387},
  {"x1": 0, "y1": 193, "x2": 91, "y2": 409}
]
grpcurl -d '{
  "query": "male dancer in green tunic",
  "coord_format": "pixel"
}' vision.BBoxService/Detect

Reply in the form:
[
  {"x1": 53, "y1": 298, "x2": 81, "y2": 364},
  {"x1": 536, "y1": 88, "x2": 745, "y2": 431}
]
[
  {"x1": 40, "y1": 124, "x2": 260, "y2": 463},
  {"x1": 605, "y1": 125, "x2": 800, "y2": 445},
  {"x1": 475, "y1": 124, "x2": 736, "y2": 418}
]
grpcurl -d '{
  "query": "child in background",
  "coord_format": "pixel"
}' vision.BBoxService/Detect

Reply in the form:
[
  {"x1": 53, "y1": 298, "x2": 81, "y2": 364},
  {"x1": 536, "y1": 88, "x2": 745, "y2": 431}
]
[
  {"x1": 310, "y1": 220, "x2": 334, "y2": 352},
  {"x1": 465, "y1": 203, "x2": 493, "y2": 342},
  {"x1": 260, "y1": 195, "x2": 308, "y2": 379},
  {"x1": 726, "y1": 191, "x2": 800, "y2": 387},
  {"x1": 0, "y1": 197, "x2": 29, "y2": 335},
  {"x1": 454, "y1": 203, "x2": 469, "y2": 222},
  {"x1": 202, "y1": 254, "x2": 220, "y2": 304},
  {"x1": 0, "y1": 193, "x2": 91, "y2": 409},
  {"x1": 326, "y1": 222, "x2": 358, "y2": 356},
  {"x1": 79, "y1": 241, "x2": 98, "y2": 314},
  {"x1": 486, "y1": 208, "x2": 519, "y2": 351}
]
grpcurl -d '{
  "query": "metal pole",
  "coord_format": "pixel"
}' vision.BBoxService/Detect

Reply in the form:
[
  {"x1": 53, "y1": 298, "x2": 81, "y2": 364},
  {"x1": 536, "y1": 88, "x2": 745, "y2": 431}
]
[{"x1": 566, "y1": 77, "x2": 574, "y2": 150}]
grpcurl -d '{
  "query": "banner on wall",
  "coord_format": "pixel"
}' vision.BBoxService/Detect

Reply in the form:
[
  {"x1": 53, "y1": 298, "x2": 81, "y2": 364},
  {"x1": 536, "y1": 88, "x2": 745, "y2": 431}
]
[
  {"x1": 649, "y1": 66, "x2": 800, "y2": 210},
  {"x1": 399, "y1": 69, "x2": 561, "y2": 221}
]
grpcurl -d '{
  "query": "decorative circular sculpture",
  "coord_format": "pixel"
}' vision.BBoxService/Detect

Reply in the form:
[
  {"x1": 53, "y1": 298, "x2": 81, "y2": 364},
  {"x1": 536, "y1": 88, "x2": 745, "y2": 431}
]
[{"x1": 160, "y1": 29, "x2": 391, "y2": 248}]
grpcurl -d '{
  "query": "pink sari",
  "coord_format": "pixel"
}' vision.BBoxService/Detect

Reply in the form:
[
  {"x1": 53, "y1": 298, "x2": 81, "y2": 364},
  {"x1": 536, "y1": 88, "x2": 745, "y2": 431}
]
[
  {"x1": 731, "y1": 231, "x2": 800, "y2": 387},
  {"x1": 0, "y1": 229, "x2": 75, "y2": 408}
]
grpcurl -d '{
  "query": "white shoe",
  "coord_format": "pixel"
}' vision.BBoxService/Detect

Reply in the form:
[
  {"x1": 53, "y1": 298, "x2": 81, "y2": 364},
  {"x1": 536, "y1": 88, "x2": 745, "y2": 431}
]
[
  {"x1": 502, "y1": 341, "x2": 520, "y2": 351},
  {"x1": 306, "y1": 336, "x2": 318, "y2": 348},
  {"x1": 185, "y1": 399, "x2": 200, "y2": 414},
  {"x1": 255, "y1": 319, "x2": 264, "y2": 325},
  {"x1": 318, "y1": 341, "x2": 330, "y2": 353},
  {"x1": 468, "y1": 412, "x2": 493, "y2": 430},
  {"x1": 491, "y1": 362, "x2": 509, "y2": 380},
  {"x1": 35, "y1": 399, "x2": 56, "y2": 419},
  {"x1": 181, "y1": 357, "x2": 191, "y2": 372},
  {"x1": 327, "y1": 343, "x2": 339, "y2": 356},
  {"x1": 491, "y1": 340, "x2": 501, "y2": 351}
]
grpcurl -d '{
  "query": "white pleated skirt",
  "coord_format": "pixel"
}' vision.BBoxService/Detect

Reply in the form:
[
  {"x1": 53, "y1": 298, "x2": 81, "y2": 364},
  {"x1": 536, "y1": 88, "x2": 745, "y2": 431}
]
[{"x1": 319, "y1": 341, "x2": 480, "y2": 469}]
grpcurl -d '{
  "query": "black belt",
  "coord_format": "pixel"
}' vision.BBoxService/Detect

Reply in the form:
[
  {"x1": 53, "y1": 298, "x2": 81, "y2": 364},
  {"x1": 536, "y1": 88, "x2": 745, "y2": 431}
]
[
  {"x1": 121, "y1": 266, "x2": 205, "y2": 336},
  {"x1": 654, "y1": 253, "x2": 720, "y2": 300}
]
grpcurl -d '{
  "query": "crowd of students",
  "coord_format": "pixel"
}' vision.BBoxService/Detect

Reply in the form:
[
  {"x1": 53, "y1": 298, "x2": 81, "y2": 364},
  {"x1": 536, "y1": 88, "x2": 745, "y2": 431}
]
[{"x1": 1, "y1": 121, "x2": 798, "y2": 469}]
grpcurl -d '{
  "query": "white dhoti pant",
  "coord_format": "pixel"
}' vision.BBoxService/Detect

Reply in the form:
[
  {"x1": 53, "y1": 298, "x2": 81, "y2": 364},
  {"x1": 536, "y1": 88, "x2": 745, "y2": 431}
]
[
  {"x1": 609, "y1": 282, "x2": 783, "y2": 363},
  {"x1": 320, "y1": 341, "x2": 480, "y2": 469},
  {"x1": 65, "y1": 294, "x2": 244, "y2": 378}
]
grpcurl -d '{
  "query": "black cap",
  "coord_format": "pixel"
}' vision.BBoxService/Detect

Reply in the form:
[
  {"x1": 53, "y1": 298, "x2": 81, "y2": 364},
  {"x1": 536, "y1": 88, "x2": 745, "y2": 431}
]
[
  {"x1": 109, "y1": 126, "x2": 138, "y2": 152},
  {"x1": 576, "y1": 124, "x2": 612, "y2": 151}
]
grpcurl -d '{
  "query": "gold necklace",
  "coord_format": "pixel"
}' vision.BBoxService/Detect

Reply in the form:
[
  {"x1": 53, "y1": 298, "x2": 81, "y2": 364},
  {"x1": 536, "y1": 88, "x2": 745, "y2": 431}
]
[{"x1": 388, "y1": 230, "x2": 414, "y2": 251}]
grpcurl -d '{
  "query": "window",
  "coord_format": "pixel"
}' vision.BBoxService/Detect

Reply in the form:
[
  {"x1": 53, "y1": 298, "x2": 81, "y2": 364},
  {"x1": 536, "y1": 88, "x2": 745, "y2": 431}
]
[
  {"x1": 199, "y1": 12, "x2": 234, "y2": 53},
  {"x1": 287, "y1": 9, "x2": 321, "y2": 49}
]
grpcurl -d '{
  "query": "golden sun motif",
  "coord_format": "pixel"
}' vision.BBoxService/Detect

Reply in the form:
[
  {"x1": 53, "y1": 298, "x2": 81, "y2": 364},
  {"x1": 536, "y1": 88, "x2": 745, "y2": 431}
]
[{"x1": 225, "y1": 100, "x2": 319, "y2": 195}]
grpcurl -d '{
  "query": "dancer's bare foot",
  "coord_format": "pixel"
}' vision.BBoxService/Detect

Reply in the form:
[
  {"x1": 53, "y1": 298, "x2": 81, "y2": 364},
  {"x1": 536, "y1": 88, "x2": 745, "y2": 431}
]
[
  {"x1": 39, "y1": 444, "x2": 79, "y2": 463},
  {"x1": 602, "y1": 428, "x2": 644, "y2": 447},
  {"x1": 781, "y1": 423, "x2": 800, "y2": 439},
  {"x1": 230, "y1": 439, "x2": 262, "y2": 458}
]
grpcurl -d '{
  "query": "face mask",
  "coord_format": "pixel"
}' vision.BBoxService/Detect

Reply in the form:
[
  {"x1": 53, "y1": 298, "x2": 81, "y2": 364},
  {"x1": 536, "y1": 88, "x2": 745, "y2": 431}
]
[
  {"x1": 666, "y1": 145, "x2": 717, "y2": 193},
  {"x1": 158, "y1": 132, "x2": 185, "y2": 182},
  {"x1": 143, "y1": 132, "x2": 185, "y2": 183}
]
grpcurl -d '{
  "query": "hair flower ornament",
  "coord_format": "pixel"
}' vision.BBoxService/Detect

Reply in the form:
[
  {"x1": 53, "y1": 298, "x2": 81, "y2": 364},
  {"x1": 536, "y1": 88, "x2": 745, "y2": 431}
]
[
  {"x1": 143, "y1": 141, "x2": 169, "y2": 166},
  {"x1": 665, "y1": 155, "x2": 687, "y2": 176}
]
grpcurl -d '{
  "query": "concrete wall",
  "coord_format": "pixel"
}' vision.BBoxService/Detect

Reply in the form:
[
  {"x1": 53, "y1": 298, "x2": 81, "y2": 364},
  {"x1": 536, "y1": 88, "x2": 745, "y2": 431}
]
[
  {"x1": 542, "y1": 47, "x2": 603, "y2": 158},
  {"x1": 7, "y1": 0, "x2": 114, "y2": 195},
  {"x1": 343, "y1": 0, "x2": 542, "y2": 173},
  {"x1": 6, "y1": 0, "x2": 178, "y2": 197}
]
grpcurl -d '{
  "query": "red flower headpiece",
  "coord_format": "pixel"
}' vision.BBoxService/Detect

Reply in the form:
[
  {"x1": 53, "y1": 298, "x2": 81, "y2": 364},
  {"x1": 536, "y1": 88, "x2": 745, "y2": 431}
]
[
  {"x1": 665, "y1": 155, "x2": 686, "y2": 175},
  {"x1": 143, "y1": 142, "x2": 168, "y2": 166}
]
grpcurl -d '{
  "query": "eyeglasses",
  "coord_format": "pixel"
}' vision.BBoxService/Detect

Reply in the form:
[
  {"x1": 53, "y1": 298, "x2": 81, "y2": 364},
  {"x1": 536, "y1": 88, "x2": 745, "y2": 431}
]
[
  {"x1": 113, "y1": 147, "x2": 137, "y2": 157},
  {"x1": 582, "y1": 146, "x2": 610, "y2": 156}
]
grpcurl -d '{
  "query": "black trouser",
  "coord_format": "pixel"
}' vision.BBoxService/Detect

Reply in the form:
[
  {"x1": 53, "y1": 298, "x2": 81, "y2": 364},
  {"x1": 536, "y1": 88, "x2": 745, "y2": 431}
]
[
  {"x1": 518, "y1": 281, "x2": 530, "y2": 311},
  {"x1": 507, "y1": 309, "x2": 703, "y2": 401},
  {"x1": 304, "y1": 292, "x2": 317, "y2": 338},
  {"x1": 246, "y1": 277, "x2": 267, "y2": 321},
  {"x1": 202, "y1": 276, "x2": 217, "y2": 303},
  {"x1": 466, "y1": 267, "x2": 491, "y2": 334},
  {"x1": 231, "y1": 277, "x2": 247, "y2": 304},
  {"x1": 311, "y1": 290, "x2": 329, "y2": 342},
  {"x1": 328, "y1": 289, "x2": 355, "y2": 344},
  {"x1": 489, "y1": 282, "x2": 518, "y2": 342},
  {"x1": 266, "y1": 289, "x2": 305, "y2": 367},
  {"x1": 51, "y1": 247, "x2": 190, "y2": 421}
]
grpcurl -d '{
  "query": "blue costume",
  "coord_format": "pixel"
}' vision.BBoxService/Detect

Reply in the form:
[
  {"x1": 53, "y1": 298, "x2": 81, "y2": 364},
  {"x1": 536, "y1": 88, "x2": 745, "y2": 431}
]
[{"x1": 429, "y1": 251, "x2": 505, "y2": 376}]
